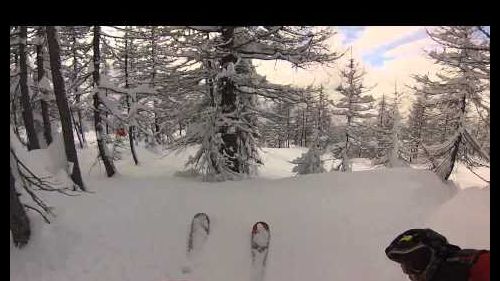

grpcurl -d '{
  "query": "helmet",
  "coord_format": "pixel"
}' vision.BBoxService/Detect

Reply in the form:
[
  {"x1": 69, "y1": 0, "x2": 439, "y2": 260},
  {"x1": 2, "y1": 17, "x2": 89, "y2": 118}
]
[{"x1": 385, "y1": 229, "x2": 450, "y2": 275}]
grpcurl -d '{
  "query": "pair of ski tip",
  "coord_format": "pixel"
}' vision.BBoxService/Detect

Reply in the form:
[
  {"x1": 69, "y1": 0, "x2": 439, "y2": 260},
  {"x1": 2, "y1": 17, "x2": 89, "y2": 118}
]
[{"x1": 188, "y1": 212, "x2": 270, "y2": 252}]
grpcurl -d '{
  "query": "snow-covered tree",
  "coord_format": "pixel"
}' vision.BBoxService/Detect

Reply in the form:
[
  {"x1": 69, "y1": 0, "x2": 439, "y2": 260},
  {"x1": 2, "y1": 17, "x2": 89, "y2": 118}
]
[
  {"x1": 46, "y1": 26, "x2": 86, "y2": 190},
  {"x1": 291, "y1": 89, "x2": 314, "y2": 147},
  {"x1": 406, "y1": 90, "x2": 428, "y2": 163},
  {"x1": 176, "y1": 26, "x2": 340, "y2": 180},
  {"x1": 292, "y1": 86, "x2": 332, "y2": 174},
  {"x1": 259, "y1": 99, "x2": 294, "y2": 148},
  {"x1": 10, "y1": 165, "x2": 30, "y2": 248},
  {"x1": 373, "y1": 84, "x2": 407, "y2": 167},
  {"x1": 33, "y1": 26, "x2": 53, "y2": 147},
  {"x1": 315, "y1": 86, "x2": 333, "y2": 136},
  {"x1": 92, "y1": 26, "x2": 117, "y2": 177},
  {"x1": 373, "y1": 94, "x2": 392, "y2": 159},
  {"x1": 292, "y1": 128, "x2": 327, "y2": 175},
  {"x1": 330, "y1": 56, "x2": 375, "y2": 171},
  {"x1": 416, "y1": 26, "x2": 490, "y2": 180},
  {"x1": 103, "y1": 26, "x2": 143, "y2": 164},
  {"x1": 17, "y1": 26, "x2": 41, "y2": 150},
  {"x1": 58, "y1": 26, "x2": 93, "y2": 148}
]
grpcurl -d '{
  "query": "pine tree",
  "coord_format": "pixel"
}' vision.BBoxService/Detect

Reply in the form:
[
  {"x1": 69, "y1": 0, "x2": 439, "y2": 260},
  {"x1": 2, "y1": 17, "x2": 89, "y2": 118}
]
[
  {"x1": 330, "y1": 56, "x2": 375, "y2": 171},
  {"x1": 417, "y1": 26, "x2": 490, "y2": 180},
  {"x1": 259, "y1": 100, "x2": 294, "y2": 148},
  {"x1": 406, "y1": 90, "x2": 428, "y2": 163},
  {"x1": 373, "y1": 84, "x2": 407, "y2": 167},
  {"x1": 385, "y1": 85, "x2": 407, "y2": 166},
  {"x1": 178, "y1": 26, "x2": 339, "y2": 180},
  {"x1": 292, "y1": 86, "x2": 331, "y2": 175},
  {"x1": 58, "y1": 26, "x2": 93, "y2": 148},
  {"x1": 10, "y1": 27, "x2": 25, "y2": 147},
  {"x1": 10, "y1": 166, "x2": 30, "y2": 248},
  {"x1": 316, "y1": 86, "x2": 333, "y2": 135},
  {"x1": 46, "y1": 26, "x2": 86, "y2": 190},
  {"x1": 296, "y1": 88, "x2": 318, "y2": 147},
  {"x1": 18, "y1": 26, "x2": 40, "y2": 150},
  {"x1": 292, "y1": 129, "x2": 327, "y2": 174},
  {"x1": 33, "y1": 27, "x2": 53, "y2": 147},
  {"x1": 373, "y1": 94, "x2": 392, "y2": 158},
  {"x1": 103, "y1": 26, "x2": 142, "y2": 164},
  {"x1": 122, "y1": 27, "x2": 139, "y2": 165},
  {"x1": 92, "y1": 26, "x2": 117, "y2": 177}
]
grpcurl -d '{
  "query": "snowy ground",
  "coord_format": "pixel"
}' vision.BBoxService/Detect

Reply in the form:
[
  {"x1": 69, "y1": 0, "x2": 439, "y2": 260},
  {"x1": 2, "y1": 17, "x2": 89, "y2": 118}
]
[{"x1": 10, "y1": 143, "x2": 489, "y2": 281}]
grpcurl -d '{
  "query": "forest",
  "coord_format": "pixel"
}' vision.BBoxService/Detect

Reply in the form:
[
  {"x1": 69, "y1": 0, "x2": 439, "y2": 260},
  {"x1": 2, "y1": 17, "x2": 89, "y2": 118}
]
[{"x1": 10, "y1": 26, "x2": 489, "y2": 256}]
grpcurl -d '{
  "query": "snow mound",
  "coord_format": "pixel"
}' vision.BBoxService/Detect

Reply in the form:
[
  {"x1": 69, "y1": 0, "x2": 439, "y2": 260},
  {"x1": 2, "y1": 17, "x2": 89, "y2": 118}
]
[
  {"x1": 425, "y1": 186, "x2": 490, "y2": 249},
  {"x1": 11, "y1": 164, "x2": 467, "y2": 281}
]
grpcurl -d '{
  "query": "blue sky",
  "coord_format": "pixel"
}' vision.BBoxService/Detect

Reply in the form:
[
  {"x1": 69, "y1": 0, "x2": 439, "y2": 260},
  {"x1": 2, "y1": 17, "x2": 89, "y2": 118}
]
[
  {"x1": 338, "y1": 26, "x2": 366, "y2": 45},
  {"x1": 338, "y1": 27, "x2": 428, "y2": 68}
]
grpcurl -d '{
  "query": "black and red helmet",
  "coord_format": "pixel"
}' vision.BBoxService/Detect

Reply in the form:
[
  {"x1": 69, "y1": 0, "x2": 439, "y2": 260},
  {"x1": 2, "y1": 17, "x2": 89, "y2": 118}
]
[{"x1": 385, "y1": 229, "x2": 451, "y2": 274}]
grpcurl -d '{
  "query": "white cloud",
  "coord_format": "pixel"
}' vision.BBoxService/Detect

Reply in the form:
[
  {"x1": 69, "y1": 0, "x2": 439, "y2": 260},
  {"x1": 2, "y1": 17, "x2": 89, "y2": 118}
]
[{"x1": 351, "y1": 26, "x2": 423, "y2": 53}]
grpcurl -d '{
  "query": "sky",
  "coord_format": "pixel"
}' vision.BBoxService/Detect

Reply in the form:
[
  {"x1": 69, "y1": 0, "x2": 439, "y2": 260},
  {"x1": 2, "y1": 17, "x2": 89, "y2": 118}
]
[{"x1": 254, "y1": 26, "x2": 442, "y2": 114}]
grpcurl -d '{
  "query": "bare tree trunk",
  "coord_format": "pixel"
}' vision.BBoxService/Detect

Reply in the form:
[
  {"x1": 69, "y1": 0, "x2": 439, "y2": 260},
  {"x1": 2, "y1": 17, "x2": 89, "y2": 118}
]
[
  {"x1": 10, "y1": 167, "x2": 31, "y2": 248},
  {"x1": 219, "y1": 27, "x2": 239, "y2": 173},
  {"x1": 70, "y1": 27, "x2": 86, "y2": 147},
  {"x1": 149, "y1": 27, "x2": 162, "y2": 146},
  {"x1": 204, "y1": 57, "x2": 219, "y2": 172},
  {"x1": 304, "y1": 103, "x2": 309, "y2": 147},
  {"x1": 443, "y1": 94, "x2": 467, "y2": 180},
  {"x1": 36, "y1": 28, "x2": 53, "y2": 146},
  {"x1": 286, "y1": 106, "x2": 290, "y2": 148},
  {"x1": 71, "y1": 111, "x2": 84, "y2": 149},
  {"x1": 126, "y1": 96, "x2": 139, "y2": 165},
  {"x1": 124, "y1": 30, "x2": 139, "y2": 165},
  {"x1": 105, "y1": 89, "x2": 109, "y2": 136},
  {"x1": 46, "y1": 26, "x2": 86, "y2": 190},
  {"x1": 92, "y1": 26, "x2": 116, "y2": 177},
  {"x1": 442, "y1": 114, "x2": 448, "y2": 142},
  {"x1": 11, "y1": 83, "x2": 25, "y2": 146},
  {"x1": 154, "y1": 109, "x2": 161, "y2": 144},
  {"x1": 301, "y1": 110, "x2": 305, "y2": 147},
  {"x1": 76, "y1": 106, "x2": 86, "y2": 145},
  {"x1": 19, "y1": 26, "x2": 40, "y2": 151}
]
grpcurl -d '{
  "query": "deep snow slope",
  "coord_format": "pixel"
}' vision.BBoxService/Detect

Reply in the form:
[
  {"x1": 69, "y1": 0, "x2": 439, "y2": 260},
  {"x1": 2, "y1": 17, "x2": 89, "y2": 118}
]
[
  {"x1": 425, "y1": 186, "x2": 490, "y2": 249},
  {"x1": 10, "y1": 146, "x2": 489, "y2": 281}
]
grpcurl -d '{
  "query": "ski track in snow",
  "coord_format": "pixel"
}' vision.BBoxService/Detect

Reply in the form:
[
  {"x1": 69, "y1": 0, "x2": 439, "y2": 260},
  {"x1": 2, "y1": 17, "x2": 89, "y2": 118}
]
[{"x1": 10, "y1": 146, "x2": 489, "y2": 281}]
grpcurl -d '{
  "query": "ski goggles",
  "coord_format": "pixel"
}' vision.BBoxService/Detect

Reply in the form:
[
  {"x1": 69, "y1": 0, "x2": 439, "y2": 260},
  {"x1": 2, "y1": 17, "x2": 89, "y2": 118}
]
[{"x1": 387, "y1": 243, "x2": 435, "y2": 274}]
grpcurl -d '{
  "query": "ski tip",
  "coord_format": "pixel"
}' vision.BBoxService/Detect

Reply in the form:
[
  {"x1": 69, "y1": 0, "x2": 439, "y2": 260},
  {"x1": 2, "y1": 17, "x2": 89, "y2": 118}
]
[
  {"x1": 194, "y1": 212, "x2": 209, "y2": 218},
  {"x1": 252, "y1": 221, "x2": 270, "y2": 234},
  {"x1": 193, "y1": 212, "x2": 210, "y2": 223},
  {"x1": 192, "y1": 212, "x2": 210, "y2": 233},
  {"x1": 187, "y1": 212, "x2": 210, "y2": 253}
]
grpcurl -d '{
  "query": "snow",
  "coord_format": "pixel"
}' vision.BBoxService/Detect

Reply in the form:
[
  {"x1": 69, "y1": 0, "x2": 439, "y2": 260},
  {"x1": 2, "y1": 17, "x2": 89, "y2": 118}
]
[
  {"x1": 10, "y1": 145, "x2": 489, "y2": 281},
  {"x1": 425, "y1": 186, "x2": 490, "y2": 249},
  {"x1": 10, "y1": 128, "x2": 68, "y2": 180},
  {"x1": 38, "y1": 75, "x2": 53, "y2": 93},
  {"x1": 448, "y1": 163, "x2": 489, "y2": 189},
  {"x1": 87, "y1": 63, "x2": 94, "y2": 73}
]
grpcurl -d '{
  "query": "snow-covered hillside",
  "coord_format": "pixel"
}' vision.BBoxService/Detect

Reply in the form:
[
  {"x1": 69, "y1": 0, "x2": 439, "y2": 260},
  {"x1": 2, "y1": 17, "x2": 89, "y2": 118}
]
[{"x1": 10, "y1": 146, "x2": 490, "y2": 281}]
